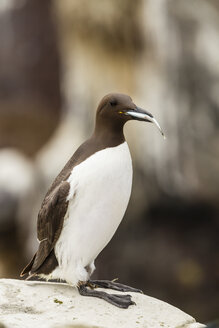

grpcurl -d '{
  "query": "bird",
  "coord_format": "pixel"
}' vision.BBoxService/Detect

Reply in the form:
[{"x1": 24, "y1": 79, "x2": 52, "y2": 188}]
[{"x1": 20, "y1": 93, "x2": 164, "y2": 309}]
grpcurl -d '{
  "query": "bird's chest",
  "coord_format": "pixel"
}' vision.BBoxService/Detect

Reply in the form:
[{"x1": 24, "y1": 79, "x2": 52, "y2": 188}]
[
  {"x1": 67, "y1": 142, "x2": 133, "y2": 210},
  {"x1": 59, "y1": 142, "x2": 133, "y2": 263}
]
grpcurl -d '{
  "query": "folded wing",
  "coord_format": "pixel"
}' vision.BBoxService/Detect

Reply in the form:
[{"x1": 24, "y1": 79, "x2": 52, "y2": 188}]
[{"x1": 20, "y1": 181, "x2": 70, "y2": 276}]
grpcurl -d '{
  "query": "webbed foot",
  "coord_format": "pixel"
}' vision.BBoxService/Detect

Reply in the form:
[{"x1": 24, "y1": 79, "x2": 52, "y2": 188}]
[{"x1": 78, "y1": 284, "x2": 135, "y2": 309}]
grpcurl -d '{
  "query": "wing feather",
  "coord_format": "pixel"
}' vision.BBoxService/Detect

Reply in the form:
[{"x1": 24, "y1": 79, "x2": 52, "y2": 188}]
[{"x1": 22, "y1": 181, "x2": 70, "y2": 275}]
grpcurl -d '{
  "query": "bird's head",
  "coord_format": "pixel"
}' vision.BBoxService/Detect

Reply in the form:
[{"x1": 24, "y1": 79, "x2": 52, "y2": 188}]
[{"x1": 96, "y1": 93, "x2": 164, "y2": 137}]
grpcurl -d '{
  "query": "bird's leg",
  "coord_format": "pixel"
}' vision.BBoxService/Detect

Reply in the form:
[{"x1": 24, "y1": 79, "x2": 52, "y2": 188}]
[
  {"x1": 78, "y1": 284, "x2": 135, "y2": 309},
  {"x1": 88, "y1": 279, "x2": 143, "y2": 293}
]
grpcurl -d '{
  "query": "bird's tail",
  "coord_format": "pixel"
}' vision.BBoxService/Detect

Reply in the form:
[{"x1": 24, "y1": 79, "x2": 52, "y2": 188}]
[{"x1": 20, "y1": 254, "x2": 36, "y2": 278}]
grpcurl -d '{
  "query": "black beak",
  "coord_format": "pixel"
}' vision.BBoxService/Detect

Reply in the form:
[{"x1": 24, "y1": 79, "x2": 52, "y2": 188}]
[{"x1": 126, "y1": 107, "x2": 165, "y2": 137}]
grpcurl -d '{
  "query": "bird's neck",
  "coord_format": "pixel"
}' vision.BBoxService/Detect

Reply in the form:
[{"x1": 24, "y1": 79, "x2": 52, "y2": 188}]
[{"x1": 93, "y1": 117, "x2": 125, "y2": 148}]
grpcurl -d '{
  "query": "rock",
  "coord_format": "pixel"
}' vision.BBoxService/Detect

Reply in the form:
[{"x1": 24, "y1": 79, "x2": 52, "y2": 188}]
[{"x1": 0, "y1": 279, "x2": 205, "y2": 328}]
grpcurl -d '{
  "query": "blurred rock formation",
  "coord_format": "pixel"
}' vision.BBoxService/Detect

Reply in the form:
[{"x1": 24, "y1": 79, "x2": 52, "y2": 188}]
[
  {"x1": 0, "y1": 0, "x2": 61, "y2": 155},
  {"x1": 0, "y1": 149, "x2": 40, "y2": 277}
]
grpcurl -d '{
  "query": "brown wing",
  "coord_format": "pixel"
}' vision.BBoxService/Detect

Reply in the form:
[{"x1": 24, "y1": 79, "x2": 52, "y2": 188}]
[{"x1": 20, "y1": 181, "x2": 70, "y2": 276}]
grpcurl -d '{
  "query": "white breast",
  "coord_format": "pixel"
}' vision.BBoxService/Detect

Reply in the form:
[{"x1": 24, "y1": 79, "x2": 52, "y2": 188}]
[{"x1": 54, "y1": 142, "x2": 132, "y2": 285}]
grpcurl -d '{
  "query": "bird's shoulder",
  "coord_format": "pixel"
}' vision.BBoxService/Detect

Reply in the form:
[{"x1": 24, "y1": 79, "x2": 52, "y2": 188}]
[{"x1": 43, "y1": 138, "x2": 97, "y2": 197}]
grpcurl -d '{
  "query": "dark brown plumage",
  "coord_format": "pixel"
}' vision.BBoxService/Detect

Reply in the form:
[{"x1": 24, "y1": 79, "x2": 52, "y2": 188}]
[{"x1": 21, "y1": 93, "x2": 136, "y2": 277}]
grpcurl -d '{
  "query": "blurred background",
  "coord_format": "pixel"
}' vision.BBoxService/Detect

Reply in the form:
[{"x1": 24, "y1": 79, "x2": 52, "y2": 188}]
[{"x1": 0, "y1": 0, "x2": 218, "y2": 323}]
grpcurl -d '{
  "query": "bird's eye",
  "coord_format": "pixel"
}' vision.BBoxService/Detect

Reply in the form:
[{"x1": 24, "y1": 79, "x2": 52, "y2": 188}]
[{"x1": 110, "y1": 100, "x2": 117, "y2": 106}]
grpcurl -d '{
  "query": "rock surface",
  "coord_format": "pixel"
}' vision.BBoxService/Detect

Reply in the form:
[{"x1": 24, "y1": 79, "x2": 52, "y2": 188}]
[{"x1": 0, "y1": 279, "x2": 206, "y2": 328}]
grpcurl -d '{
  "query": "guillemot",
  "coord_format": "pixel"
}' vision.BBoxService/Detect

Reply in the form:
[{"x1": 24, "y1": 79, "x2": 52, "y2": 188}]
[{"x1": 20, "y1": 93, "x2": 164, "y2": 309}]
